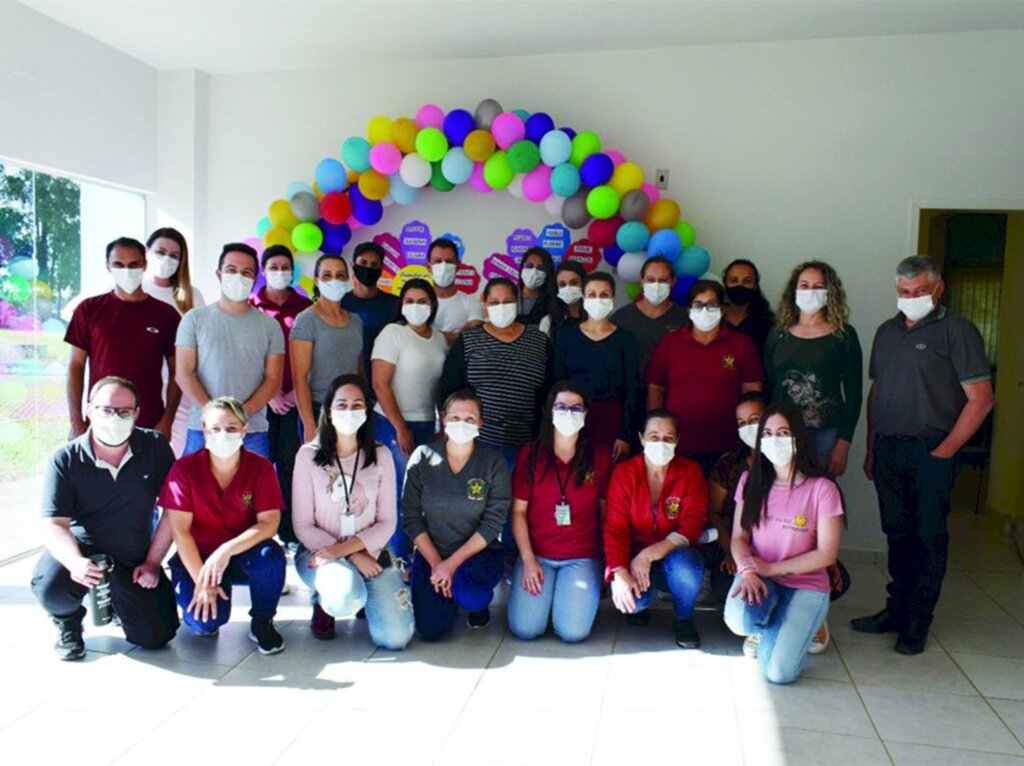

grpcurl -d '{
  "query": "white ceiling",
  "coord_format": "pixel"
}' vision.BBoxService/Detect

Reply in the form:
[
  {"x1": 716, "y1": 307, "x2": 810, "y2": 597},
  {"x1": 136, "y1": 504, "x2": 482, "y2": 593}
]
[{"x1": 18, "y1": 0, "x2": 1024, "y2": 74}]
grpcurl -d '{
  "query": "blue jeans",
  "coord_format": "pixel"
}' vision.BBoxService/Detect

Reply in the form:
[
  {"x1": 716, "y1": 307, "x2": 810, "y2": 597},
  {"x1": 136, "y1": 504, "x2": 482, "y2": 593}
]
[
  {"x1": 632, "y1": 546, "x2": 704, "y2": 619},
  {"x1": 294, "y1": 547, "x2": 414, "y2": 651},
  {"x1": 807, "y1": 427, "x2": 839, "y2": 469},
  {"x1": 374, "y1": 412, "x2": 436, "y2": 562},
  {"x1": 724, "y1": 574, "x2": 830, "y2": 684},
  {"x1": 168, "y1": 540, "x2": 285, "y2": 634},
  {"x1": 508, "y1": 556, "x2": 603, "y2": 643},
  {"x1": 410, "y1": 548, "x2": 503, "y2": 641},
  {"x1": 183, "y1": 429, "x2": 271, "y2": 459}
]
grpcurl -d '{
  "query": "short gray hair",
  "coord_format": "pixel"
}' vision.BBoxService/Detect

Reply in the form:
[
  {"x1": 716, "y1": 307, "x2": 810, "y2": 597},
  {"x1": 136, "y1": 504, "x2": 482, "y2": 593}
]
[{"x1": 896, "y1": 255, "x2": 941, "y2": 283}]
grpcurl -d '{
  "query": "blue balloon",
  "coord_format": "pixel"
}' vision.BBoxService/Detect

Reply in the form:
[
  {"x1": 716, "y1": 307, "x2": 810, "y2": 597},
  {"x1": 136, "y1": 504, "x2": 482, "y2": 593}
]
[
  {"x1": 388, "y1": 174, "x2": 419, "y2": 206},
  {"x1": 440, "y1": 147, "x2": 473, "y2": 184},
  {"x1": 349, "y1": 186, "x2": 383, "y2": 226},
  {"x1": 443, "y1": 109, "x2": 475, "y2": 146},
  {"x1": 315, "y1": 158, "x2": 348, "y2": 193},
  {"x1": 512, "y1": 108, "x2": 530, "y2": 122},
  {"x1": 525, "y1": 112, "x2": 555, "y2": 144},
  {"x1": 603, "y1": 245, "x2": 624, "y2": 268},
  {"x1": 285, "y1": 180, "x2": 314, "y2": 199},
  {"x1": 550, "y1": 163, "x2": 581, "y2": 197},
  {"x1": 648, "y1": 229, "x2": 683, "y2": 261},
  {"x1": 616, "y1": 221, "x2": 650, "y2": 253},
  {"x1": 671, "y1": 275, "x2": 698, "y2": 305},
  {"x1": 341, "y1": 136, "x2": 371, "y2": 173},
  {"x1": 580, "y1": 153, "x2": 614, "y2": 188},
  {"x1": 320, "y1": 220, "x2": 352, "y2": 253},
  {"x1": 676, "y1": 245, "x2": 712, "y2": 277},
  {"x1": 539, "y1": 130, "x2": 572, "y2": 167},
  {"x1": 561, "y1": 127, "x2": 577, "y2": 140}
]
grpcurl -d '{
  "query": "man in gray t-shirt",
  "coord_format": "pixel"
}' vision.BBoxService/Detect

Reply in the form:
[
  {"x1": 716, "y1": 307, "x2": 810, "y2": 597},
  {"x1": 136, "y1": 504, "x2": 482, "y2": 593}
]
[
  {"x1": 610, "y1": 256, "x2": 689, "y2": 373},
  {"x1": 175, "y1": 243, "x2": 285, "y2": 458}
]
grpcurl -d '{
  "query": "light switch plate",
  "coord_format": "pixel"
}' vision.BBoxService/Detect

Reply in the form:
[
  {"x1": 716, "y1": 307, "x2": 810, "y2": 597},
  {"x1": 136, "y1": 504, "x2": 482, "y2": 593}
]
[{"x1": 655, "y1": 168, "x2": 669, "y2": 189}]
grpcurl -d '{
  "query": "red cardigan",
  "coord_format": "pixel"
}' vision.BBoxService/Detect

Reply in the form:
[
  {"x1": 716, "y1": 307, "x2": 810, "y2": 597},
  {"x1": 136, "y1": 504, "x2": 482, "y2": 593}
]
[{"x1": 603, "y1": 454, "x2": 709, "y2": 580}]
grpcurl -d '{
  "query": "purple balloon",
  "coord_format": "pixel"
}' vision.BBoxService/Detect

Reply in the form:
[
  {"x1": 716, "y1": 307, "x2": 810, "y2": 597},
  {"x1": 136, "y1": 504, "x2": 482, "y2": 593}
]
[
  {"x1": 525, "y1": 112, "x2": 555, "y2": 143},
  {"x1": 603, "y1": 245, "x2": 624, "y2": 268},
  {"x1": 443, "y1": 109, "x2": 476, "y2": 146},
  {"x1": 580, "y1": 153, "x2": 614, "y2": 188},
  {"x1": 561, "y1": 127, "x2": 577, "y2": 140},
  {"x1": 320, "y1": 220, "x2": 352, "y2": 253},
  {"x1": 349, "y1": 186, "x2": 383, "y2": 226},
  {"x1": 671, "y1": 275, "x2": 698, "y2": 306}
]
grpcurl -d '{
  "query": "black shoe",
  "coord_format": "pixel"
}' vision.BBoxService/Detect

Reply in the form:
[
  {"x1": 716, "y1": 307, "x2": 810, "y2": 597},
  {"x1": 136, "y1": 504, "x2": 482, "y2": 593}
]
[
  {"x1": 895, "y1": 630, "x2": 928, "y2": 655},
  {"x1": 625, "y1": 611, "x2": 650, "y2": 627},
  {"x1": 850, "y1": 608, "x2": 902, "y2": 634},
  {"x1": 54, "y1": 625, "x2": 85, "y2": 661},
  {"x1": 673, "y1": 618, "x2": 701, "y2": 649},
  {"x1": 466, "y1": 608, "x2": 491, "y2": 630},
  {"x1": 249, "y1": 618, "x2": 285, "y2": 655}
]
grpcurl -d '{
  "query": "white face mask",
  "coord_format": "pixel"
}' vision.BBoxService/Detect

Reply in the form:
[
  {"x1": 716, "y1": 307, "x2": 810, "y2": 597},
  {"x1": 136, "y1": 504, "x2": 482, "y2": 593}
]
[
  {"x1": 150, "y1": 255, "x2": 180, "y2": 279},
  {"x1": 642, "y1": 440, "x2": 675, "y2": 467},
  {"x1": 643, "y1": 282, "x2": 671, "y2": 306},
  {"x1": 557, "y1": 285, "x2": 583, "y2": 305},
  {"x1": 206, "y1": 431, "x2": 244, "y2": 459},
  {"x1": 522, "y1": 267, "x2": 547, "y2": 290},
  {"x1": 583, "y1": 297, "x2": 615, "y2": 322},
  {"x1": 318, "y1": 279, "x2": 350, "y2": 302},
  {"x1": 689, "y1": 306, "x2": 722, "y2": 332},
  {"x1": 431, "y1": 262, "x2": 457, "y2": 288},
  {"x1": 795, "y1": 288, "x2": 828, "y2": 314},
  {"x1": 760, "y1": 435, "x2": 795, "y2": 468},
  {"x1": 332, "y1": 409, "x2": 366, "y2": 436},
  {"x1": 266, "y1": 270, "x2": 293, "y2": 291},
  {"x1": 220, "y1": 273, "x2": 255, "y2": 302},
  {"x1": 738, "y1": 423, "x2": 759, "y2": 449},
  {"x1": 552, "y1": 410, "x2": 586, "y2": 437},
  {"x1": 898, "y1": 293, "x2": 935, "y2": 322},
  {"x1": 402, "y1": 303, "x2": 432, "y2": 327},
  {"x1": 91, "y1": 413, "x2": 134, "y2": 447},
  {"x1": 445, "y1": 420, "x2": 479, "y2": 444},
  {"x1": 487, "y1": 303, "x2": 518, "y2": 329},
  {"x1": 111, "y1": 267, "x2": 144, "y2": 294}
]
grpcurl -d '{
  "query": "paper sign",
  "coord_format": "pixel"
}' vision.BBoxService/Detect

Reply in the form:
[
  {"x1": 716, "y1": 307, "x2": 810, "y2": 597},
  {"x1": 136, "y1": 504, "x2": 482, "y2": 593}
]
[
  {"x1": 482, "y1": 253, "x2": 521, "y2": 282},
  {"x1": 391, "y1": 264, "x2": 432, "y2": 294},
  {"x1": 400, "y1": 220, "x2": 432, "y2": 265},
  {"x1": 373, "y1": 232, "x2": 404, "y2": 275},
  {"x1": 564, "y1": 239, "x2": 601, "y2": 273},
  {"x1": 505, "y1": 228, "x2": 537, "y2": 264},
  {"x1": 538, "y1": 223, "x2": 571, "y2": 264},
  {"x1": 455, "y1": 263, "x2": 481, "y2": 294}
]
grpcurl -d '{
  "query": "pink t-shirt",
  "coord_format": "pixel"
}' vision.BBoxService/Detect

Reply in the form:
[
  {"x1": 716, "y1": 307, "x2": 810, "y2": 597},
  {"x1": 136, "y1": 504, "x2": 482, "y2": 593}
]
[{"x1": 734, "y1": 474, "x2": 844, "y2": 592}]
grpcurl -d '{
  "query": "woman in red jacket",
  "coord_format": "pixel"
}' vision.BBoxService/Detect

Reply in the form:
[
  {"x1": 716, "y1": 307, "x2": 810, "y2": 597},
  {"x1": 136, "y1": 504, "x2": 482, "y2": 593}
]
[{"x1": 604, "y1": 409, "x2": 708, "y2": 648}]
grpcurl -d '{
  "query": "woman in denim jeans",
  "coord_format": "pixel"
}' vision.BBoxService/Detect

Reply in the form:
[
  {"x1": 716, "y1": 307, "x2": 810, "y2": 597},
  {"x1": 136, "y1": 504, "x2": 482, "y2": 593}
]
[
  {"x1": 291, "y1": 374, "x2": 413, "y2": 650},
  {"x1": 725, "y1": 404, "x2": 844, "y2": 684},
  {"x1": 508, "y1": 380, "x2": 612, "y2": 643}
]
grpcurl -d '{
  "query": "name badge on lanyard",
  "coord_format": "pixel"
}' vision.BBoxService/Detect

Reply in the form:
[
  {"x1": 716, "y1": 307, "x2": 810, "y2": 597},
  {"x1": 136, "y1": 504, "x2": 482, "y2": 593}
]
[{"x1": 333, "y1": 454, "x2": 359, "y2": 538}]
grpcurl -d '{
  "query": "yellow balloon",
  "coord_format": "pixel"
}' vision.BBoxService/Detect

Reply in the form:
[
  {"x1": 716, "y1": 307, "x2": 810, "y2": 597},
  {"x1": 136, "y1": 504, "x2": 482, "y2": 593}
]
[
  {"x1": 312, "y1": 182, "x2": 324, "y2": 199},
  {"x1": 268, "y1": 199, "x2": 299, "y2": 231},
  {"x1": 32, "y1": 280, "x2": 53, "y2": 299},
  {"x1": 609, "y1": 161, "x2": 643, "y2": 196},
  {"x1": 263, "y1": 227, "x2": 294, "y2": 249},
  {"x1": 298, "y1": 274, "x2": 316, "y2": 298},
  {"x1": 391, "y1": 117, "x2": 419, "y2": 154},
  {"x1": 645, "y1": 198, "x2": 682, "y2": 231},
  {"x1": 358, "y1": 169, "x2": 390, "y2": 201},
  {"x1": 367, "y1": 115, "x2": 394, "y2": 145},
  {"x1": 463, "y1": 129, "x2": 496, "y2": 162}
]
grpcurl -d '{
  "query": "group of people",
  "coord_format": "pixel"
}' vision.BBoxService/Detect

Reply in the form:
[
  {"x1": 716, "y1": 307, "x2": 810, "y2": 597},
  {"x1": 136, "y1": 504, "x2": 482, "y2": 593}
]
[{"x1": 32, "y1": 227, "x2": 992, "y2": 685}]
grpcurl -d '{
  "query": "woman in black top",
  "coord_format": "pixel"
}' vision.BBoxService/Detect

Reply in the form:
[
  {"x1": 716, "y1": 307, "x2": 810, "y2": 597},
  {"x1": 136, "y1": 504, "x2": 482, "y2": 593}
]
[
  {"x1": 516, "y1": 247, "x2": 556, "y2": 326},
  {"x1": 722, "y1": 259, "x2": 775, "y2": 354},
  {"x1": 539, "y1": 261, "x2": 586, "y2": 340}
]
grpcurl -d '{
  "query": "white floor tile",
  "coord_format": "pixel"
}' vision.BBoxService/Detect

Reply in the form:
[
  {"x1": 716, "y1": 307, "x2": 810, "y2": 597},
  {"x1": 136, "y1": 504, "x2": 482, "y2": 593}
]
[
  {"x1": 442, "y1": 707, "x2": 600, "y2": 766},
  {"x1": 838, "y1": 641, "x2": 976, "y2": 695},
  {"x1": 738, "y1": 717, "x2": 890, "y2": 766},
  {"x1": 591, "y1": 709, "x2": 743, "y2": 765},
  {"x1": 887, "y1": 741, "x2": 1024, "y2": 765},
  {"x1": 952, "y1": 653, "x2": 1024, "y2": 701},
  {"x1": 731, "y1": 672, "x2": 876, "y2": 738}
]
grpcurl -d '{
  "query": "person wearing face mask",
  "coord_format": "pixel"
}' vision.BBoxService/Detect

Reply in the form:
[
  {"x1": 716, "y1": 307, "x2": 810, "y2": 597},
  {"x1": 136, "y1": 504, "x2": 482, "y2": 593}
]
[
  {"x1": 722, "y1": 259, "x2": 776, "y2": 354},
  {"x1": 142, "y1": 228, "x2": 206, "y2": 456},
  {"x1": 725, "y1": 404, "x2": 844, "y2": 683},
  {"x1": 648, "y1": 279, "x2": 765, "y2": 475},
  {"x1": 31, "y1": 377, "x2": 180, "y2": 660},
  {"x1": 604, "y1": 410, "x2": 708, "y2": 648},
  {"x1": 508, "y1": 381, "x2": 612, "y2": 643},
  {"x1": 341, "y1": 242, "x2": 399, "y2": 388},
  {"x1": 175, "y1": 243, "x2": 285, "y2": 459},
  {"x1": 553, "y1": 271, "x2": 641, "y2": 462},
  {"x1": 290, "y1": 254, "x2": 363, "y2": 442},
  {"x1": 854, "y1": 255, "x2": 992, "y2": 655},
  {"x1": 611, "y1": 256, "x2": 689, "y2": 372},
  {"x1": 161, "y1": 397, "x2": 287, "y2": 654},
  {"x1": 66, "y1": 237, "x2": 182, "y2": 440},
  {"x1": 538, "y1": 261, "x2": 586, "y2": 340},
  {"x1": 371, "y1": 279, "x2": 448, "y2": 563},
  {"x1": 427, "y1": 238, "x2": 483, "y2": 343},
  {"x1": 516, "y1": 246, "x2": 556, "y2": 326},
  {"x1": 764, "y1": 261, "x2": 863, "y2": 477},
  {"x1": 403, "y1": 390, "x2": 511, "y2": 638},
  {"x1": 291, "y1": 375, "x2": 413, "y2": 648}
]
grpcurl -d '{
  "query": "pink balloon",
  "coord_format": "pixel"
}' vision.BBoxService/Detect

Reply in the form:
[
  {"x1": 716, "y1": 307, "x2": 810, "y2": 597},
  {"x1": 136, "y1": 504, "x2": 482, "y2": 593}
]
[
  {"x1": 641, "y1": 181, "x2": 661, "y2": 203},
  {"x1": 491, "y1": 112, "x2": 525, "y2": 150},
  {"x1": 9, "y1": 315, "x2": 41, "y2": 331},
  {"x1": 369, "y1": 142, "x2": 402, "y2": 175},
  {"x1": 468, "y1": 162, "x2": 492, "y2": 193},
  {"x1": 606, "y1": 149, "x2": 627, "y2": 166},
  {"x1": 348, "y1": 216, "x2": 365, "y2": 231},
  {"x1": 242, "y1": 236, "x2": 265, "y2": 255},
  {"x1": 522, "y1": 165, "x2": 553, "y2": 202},
  {"x1": 416, "y1": 104, "x2": 445, "y2": 129}
]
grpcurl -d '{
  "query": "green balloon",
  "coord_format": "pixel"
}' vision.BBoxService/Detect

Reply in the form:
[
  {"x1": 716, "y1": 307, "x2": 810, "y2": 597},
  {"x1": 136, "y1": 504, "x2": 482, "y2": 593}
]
[
  {"x1": 484, "y1": 151, "x2": 514, "y2": 190},
  {"x1": 625, "y1": 283, "x2": 643, "y2": 301},
  {"x1": 430, "y1": 161, "x2": 455, "y2": 192},
  {"x1": 586, "y1": 185, "x2": 620, "y2": 220},
  {"x1": 0, "y1": 274, "x2": 32, "y2": 305},
  {"x1": 675, "y1": 220, "x2": 697, "y2": 248},
  {"x1": 570, "y1": 131, "x2": 601, "y2": 168},
  {"x1": 291, "y1": 222, "x2": 323, "y2": 252},
  {"x1": 415, "y1": 127, "x2": 449, "y2": 163},
  {"x1": 507, "y1": 140, "x2": 540, "y2": 173}
]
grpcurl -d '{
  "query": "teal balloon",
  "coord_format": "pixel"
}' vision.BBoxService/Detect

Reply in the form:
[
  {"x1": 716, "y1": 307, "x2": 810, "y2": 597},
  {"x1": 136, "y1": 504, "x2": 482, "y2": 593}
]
[
  {"x1": 440, "y1": 147, "x2": 473, "y2": 184},
  {"x1": 676, "y1": 245, "x2": 711, "y2": 277},
  {"x1": 648, "y1": 229, "x2": 682, "y2": 261},
  {"x1": 512, "y1": 108, "x2": 530, "y2": 122},
  {"x1": 256, "y1": 216, "x2": 272, "y2": 237},
  {"x1": 616, "y1": 221, "x2": 650, "y2": 253},
  {"x1": 550, "y1": 163, "x2": 581, "y2": 197},
  {"x1": 388, "y1": 174, "x2": 419, "y2": 205},
  {"x1": 539, "y1": 130, "x2": 572, "y2": 167},
  {"x1": 8, "y1": 257, "x2": 39, "y2": 280},
  {"x1": 342, "y1": 137, "x2": 371, "y2": 173}
]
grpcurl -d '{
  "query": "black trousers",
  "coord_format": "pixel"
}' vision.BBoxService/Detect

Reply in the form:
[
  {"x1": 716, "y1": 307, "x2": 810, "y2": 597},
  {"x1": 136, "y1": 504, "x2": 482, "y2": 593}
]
[
  {"x1": 873, "y1": 435, "x2": 957, "y2": 632},
  {"x1": 31, "y1": 549, "x2": 179, "y2": 649},
  {"x1": 267, "y1": 406, "x2": 301, "y2": 544}
]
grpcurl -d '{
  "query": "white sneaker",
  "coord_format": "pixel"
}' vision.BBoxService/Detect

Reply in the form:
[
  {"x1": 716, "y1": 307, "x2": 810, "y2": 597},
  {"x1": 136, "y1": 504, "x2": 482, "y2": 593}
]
[
  {"x1": 743, "y1": 634, "x2": 761, "y2": 659},
  {"x1": 808, "y1": 621, "x2": 830, "y2": 655}
]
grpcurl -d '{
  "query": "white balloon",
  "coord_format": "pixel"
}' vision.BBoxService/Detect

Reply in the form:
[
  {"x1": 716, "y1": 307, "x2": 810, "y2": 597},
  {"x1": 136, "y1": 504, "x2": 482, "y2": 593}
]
[
  {"x1": 507, "y1": 174, "x2": 525, "y2": 200},
  {"x1": 544, "y1": 195, "x2": 563, "y2": 216},
  {"x1": 399, "y1": 153, "x2": 432, "y2": 189},
  {"x1": 294, "y1": 250, "x2": 322, "y2": 281},
  {"x1": 616, "y1": 251, "x2": 647, "y2": 283},
  {"x1": 381, "y1": 193, "x2": 395, "y2": 207}
]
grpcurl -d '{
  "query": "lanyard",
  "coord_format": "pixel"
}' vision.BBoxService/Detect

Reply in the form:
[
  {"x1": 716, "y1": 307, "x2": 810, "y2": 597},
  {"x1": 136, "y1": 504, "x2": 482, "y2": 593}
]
[
  {"x1": 552, "y1": 456, "x2": 571, "y2": 503},
  {"x1": 334, "y1": 453, "x2": 359, "y2": 511}
]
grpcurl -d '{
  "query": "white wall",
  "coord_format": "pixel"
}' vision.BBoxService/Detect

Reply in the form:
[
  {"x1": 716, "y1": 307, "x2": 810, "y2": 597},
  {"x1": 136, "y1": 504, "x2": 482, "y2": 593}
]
[{"x1": 202, "y1": 30, "x2": 1024, "y2": 552}]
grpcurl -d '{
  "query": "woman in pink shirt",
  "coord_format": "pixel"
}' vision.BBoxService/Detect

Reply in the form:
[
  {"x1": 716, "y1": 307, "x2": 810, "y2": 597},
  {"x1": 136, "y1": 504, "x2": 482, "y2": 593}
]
[
  {"x1": 291, "y1": 374, "x2": 413, "y2": 650},
  {"x1": 724, "y1": 403, "x2": 844, "y2": 684}
]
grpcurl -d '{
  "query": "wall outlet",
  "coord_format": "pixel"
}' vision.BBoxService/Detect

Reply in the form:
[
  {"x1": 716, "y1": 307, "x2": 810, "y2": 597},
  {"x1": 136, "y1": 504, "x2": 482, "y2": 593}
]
[{"x1": 655, "y1": 168, "x2": 669, "y2": 190}]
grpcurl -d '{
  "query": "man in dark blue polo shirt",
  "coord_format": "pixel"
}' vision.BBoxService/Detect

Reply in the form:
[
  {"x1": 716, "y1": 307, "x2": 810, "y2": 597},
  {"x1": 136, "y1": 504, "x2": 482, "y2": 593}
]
[
  {"x1": 31, "y1": 376, "x2": 179, "y2": 660},
  {"x1": 853, "y1": 255, "x2": 993, "y2": 655}
]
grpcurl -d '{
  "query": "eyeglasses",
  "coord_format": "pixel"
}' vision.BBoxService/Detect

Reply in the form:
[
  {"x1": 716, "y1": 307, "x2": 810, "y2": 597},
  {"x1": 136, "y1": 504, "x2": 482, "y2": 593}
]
[
  {"x1": 553, "y1": 404, "x2": 586, "y2": 415},
  {"x1": 690, "y1": 301, "x2": 721, "y2": 311},
  {"x1": 92, "y1": 406, "x2": 135, "y2": 420}
]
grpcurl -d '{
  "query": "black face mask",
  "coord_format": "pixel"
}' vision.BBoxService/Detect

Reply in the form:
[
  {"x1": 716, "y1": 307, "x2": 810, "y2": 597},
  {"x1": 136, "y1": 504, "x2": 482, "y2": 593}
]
[
  {"x1": 726, "y1": 285, "x2": 755, "y2": 306},
  {"x1": 354, "y1": 264, "x2": 382, "y2": 288}
]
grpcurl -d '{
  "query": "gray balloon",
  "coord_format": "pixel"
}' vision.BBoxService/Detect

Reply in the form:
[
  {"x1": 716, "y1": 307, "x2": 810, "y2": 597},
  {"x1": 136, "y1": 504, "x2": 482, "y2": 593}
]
[
  {"x1": 474, "y1": 98, "x2": 503, "y2": 130},
  {"x1": 620, "y1": 189, "x2": 651, "y2": 222},
  {"x1": 562, "y1": 189, "x2": 592, "y2": 230},
  {"x1": 289, "y1": 191, "x2": 320, "y2": 222}
]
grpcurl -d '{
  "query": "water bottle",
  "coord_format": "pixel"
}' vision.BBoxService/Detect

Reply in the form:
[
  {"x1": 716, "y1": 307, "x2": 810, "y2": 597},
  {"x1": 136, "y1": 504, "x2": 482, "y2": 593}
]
[{"x1": 87, "y1": 554, "x2": 113, "y2": 626}]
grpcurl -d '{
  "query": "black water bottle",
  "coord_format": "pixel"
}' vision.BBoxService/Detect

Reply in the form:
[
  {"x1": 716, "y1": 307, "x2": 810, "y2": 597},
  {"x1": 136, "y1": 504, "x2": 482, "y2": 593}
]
[{"x1": 87, "y1": 554, "x2": 113, "y2": 626}]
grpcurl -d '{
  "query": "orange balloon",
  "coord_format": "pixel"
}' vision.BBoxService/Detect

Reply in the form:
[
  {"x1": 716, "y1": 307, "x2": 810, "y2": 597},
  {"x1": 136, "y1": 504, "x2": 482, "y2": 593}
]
[
  {"x1": 347, "y1": 169, "x2": 360, "y2": 184},
  {"x1": 391, "y1": 117, "x2": 419, "y2": 154},
  {"x1": 645, "y1": 199, "x2": 681, "y2": 231},
  {"x1": 464, "y1": 129, "x2": 496, "y2": 162},
  {"x1": 358, "y1": 169, "x2": 390, "y2": 201}
]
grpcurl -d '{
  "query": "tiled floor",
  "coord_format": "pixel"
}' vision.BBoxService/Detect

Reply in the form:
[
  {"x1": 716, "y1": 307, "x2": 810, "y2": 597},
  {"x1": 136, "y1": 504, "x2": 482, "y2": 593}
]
[{"x1": 2, "y1": 509, "x2": 1023, "y2": 765}]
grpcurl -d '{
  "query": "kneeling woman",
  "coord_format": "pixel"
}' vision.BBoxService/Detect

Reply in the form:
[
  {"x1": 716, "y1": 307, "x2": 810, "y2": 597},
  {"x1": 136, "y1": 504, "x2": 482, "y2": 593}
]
[
  {"x1": 724, "y1": 403, "x2": 843, "y2": 684},
  {"x1": 403, "y1": 390, "x2": 510, "y2": 639},
  {"x1": 291, "y1": 374, "x2": 413, "y2": 650},
  {"x1": 508, "y1": 381, "x2": 612, "y2": 643},
  {"x1": 604, "y1": 410, "x2": 708, "y2": 648},
  {"x1": 161, "y1": 398, "x2": 287, "y2": 654}
]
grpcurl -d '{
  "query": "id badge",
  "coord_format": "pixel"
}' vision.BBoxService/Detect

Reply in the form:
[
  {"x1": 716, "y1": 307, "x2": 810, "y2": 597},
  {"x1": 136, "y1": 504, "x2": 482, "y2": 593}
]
[
  {"x1": 554, "y1": 502, "x2": 572, "y2": 527},
  {"x1": 340, "y1": 513, "x2": 357, "y2": 538}
]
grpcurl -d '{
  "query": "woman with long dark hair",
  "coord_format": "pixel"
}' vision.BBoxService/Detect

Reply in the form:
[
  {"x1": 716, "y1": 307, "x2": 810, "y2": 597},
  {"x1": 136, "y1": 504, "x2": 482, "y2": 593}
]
[
  {"x1": 722, "y1": 259, "x2": 775, "y2": 353},
  {"x1": 516, "y1": 246, "x2": 556, "y2": 326},
  {"x1": 508, "y1": 380, "x2": 612, "y2": 643},
  {"x1": 538, "y1": 260, "x2": 586, "y2": 339},
  {"x1": 724, "y1": 403, "x2": 844, "y2": 684}
]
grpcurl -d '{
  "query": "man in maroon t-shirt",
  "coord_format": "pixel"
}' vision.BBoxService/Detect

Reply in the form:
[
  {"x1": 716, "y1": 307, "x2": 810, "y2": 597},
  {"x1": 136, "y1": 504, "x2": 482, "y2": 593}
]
[{"x1": 65, "y1": 237, "x2": 181, "y2": 438}]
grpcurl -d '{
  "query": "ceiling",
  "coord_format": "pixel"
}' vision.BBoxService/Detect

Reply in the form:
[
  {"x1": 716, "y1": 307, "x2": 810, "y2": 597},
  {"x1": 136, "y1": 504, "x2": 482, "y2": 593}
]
[{"x1": 18, "y1": 0, "x2": 1024, "y2": 74}]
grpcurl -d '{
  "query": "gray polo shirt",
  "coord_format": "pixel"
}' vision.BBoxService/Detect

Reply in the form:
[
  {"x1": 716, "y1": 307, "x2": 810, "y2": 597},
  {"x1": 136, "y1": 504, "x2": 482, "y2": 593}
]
[{"x1": 868, "y1": 306, "x2": 990, "y2": 438}]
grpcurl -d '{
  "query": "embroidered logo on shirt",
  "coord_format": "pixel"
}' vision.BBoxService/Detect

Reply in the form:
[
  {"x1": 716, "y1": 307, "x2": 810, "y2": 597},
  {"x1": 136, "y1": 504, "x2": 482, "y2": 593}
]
[
  {"x1": 583, "y1": 469, "x2": 595, "y2": 485},
  {"x1": 794, "y1": 514, "x2": 808, "y2": 528},
  {"x1": 146, "y1": 327, "x2": 160, "y2": 334},
  {"x1": 915, "y1": 343, "x2": 928, "y2": 350},
  {"x1": 722, "y1": 355, "x2": 735, "y2": 369},
  {"x1": 467, "y1": 478, "x2": 487, "y2": 501},
  {"x1": 664, "y1": 496, "x2": 682, "y2": 519},
  {"x1": 242, "y1": 492, "x2": 254, "y2": 510}
]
